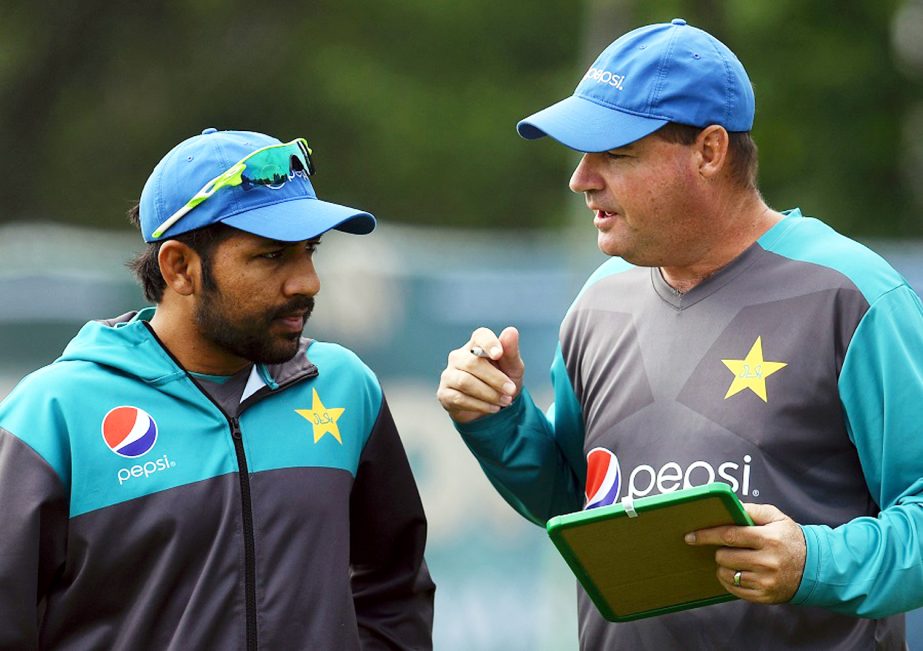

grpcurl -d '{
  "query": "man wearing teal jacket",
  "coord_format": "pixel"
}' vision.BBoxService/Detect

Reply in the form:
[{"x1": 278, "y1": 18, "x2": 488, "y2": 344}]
[
  {"x1": 437, "y1": 20, "x2": 923, "y2": 649},
  {"x1": 0, "y1": 128, "x2": 434, "y2": 649}
]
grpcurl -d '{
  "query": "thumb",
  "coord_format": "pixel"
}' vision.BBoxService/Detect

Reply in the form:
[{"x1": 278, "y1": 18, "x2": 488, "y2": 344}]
[
  {"x1": 743, "y1": 502, "x2": 784, "y2": 526},
  {"x1": 498, "y1": 326, "x2": 524, "y2": 383}
]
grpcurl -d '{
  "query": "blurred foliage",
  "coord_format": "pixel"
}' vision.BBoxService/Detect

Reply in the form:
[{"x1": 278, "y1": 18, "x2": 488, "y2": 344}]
[
  {"x1": 0, "y1": 0, "x2": 919, "y2": 236},
  {"x1": 632, "y1": 0, "x2": 920, "y2": 236}
]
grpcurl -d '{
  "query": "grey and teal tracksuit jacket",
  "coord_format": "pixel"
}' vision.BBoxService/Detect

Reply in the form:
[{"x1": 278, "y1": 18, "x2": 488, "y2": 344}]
[
  {"x1": 458, "y1": 210, "x2": 923, "y2": 649},
  {"x1": 0, "y1": 309, "x2": 434, "y2": 650}
]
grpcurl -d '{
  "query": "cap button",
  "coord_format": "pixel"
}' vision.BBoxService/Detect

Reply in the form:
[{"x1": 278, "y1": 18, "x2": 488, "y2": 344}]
[
  {"x1": 671, "y1": 18, "x2": 687, "y2": 26},
  {"x1": 201, "y1": 127, "x2": 218, "y2": 135}
]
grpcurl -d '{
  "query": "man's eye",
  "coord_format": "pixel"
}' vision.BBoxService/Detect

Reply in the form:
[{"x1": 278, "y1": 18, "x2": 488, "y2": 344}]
[
  {"x1": 607, "y1": 153, "x2": 628, "y2": 160},
  {"x1": 261, "y1": 250, "x2": 284, "y2": 260}
]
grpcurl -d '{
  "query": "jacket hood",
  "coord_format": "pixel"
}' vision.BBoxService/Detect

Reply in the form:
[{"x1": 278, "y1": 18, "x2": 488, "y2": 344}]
[{"x1": 55, "y1": 308, "x2": 188, "y2": 385}]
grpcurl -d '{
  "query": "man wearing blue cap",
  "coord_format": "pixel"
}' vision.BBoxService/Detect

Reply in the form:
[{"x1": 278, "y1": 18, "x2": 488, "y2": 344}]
[
  {"x1": 438, "y1": 19, "x2": 923, "y2": 649},
  {"x1": 0, "y1": 128, "x2": 435, "y2": 649}
]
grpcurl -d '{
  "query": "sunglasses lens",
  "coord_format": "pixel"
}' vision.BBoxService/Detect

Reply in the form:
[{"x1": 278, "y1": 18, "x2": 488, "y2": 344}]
[
  {"x1": 240, "y1": 142, "x2": 314, "y2": 186},
  {"x1": 242, "y1": 150, "x2": 293, "y2": 185}
]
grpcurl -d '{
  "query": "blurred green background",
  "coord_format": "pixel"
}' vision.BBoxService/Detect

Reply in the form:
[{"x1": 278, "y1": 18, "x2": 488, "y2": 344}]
[
  {"x1": 2, "y1": 0, "x2": 922, "y2": 235},
  {"x1": 2, "y1": 1, "x2": 923, "y2": 649}
]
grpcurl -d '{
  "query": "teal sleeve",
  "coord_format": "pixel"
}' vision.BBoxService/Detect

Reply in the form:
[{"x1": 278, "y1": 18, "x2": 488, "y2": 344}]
[
  {"x1": 792, "y1": 285, "x2": 923, "y2": 616},
  {"x1": 455, "y1": 345, "x2": 585, "y2": 525}
]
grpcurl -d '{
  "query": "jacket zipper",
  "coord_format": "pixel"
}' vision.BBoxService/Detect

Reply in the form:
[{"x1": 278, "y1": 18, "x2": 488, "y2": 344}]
[
  {"x1": 230, "y1": 372, "x2": 316, "y2": 651},
  {"x1": 139, "y1": 320, "x2": 319, "y2": 651},
  {"x1": 196, "y1": 375, "x2": 316, "y2": 651},
  {"x1": 200, "y1": 374, "x2": 316, "y2": 651},
  {"x1": 229, "y1": 416, "x2": 258, "y2": 651}
]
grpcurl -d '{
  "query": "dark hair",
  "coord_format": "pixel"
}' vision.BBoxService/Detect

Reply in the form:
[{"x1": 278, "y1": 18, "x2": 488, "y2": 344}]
[
  {"x1": 654, "y1": 122, "x2": 758, "y2": 189},
  {"x1": 126, "y1": 204, "x2": 236, "y2": 303}
]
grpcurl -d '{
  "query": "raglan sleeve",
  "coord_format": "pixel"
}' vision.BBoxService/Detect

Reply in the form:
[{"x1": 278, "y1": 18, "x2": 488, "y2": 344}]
[
  {"x1": 0, "y1": 391, "x2": 69, "y2": 649},
  {"x1": 792, "y1": 284, "x2": 923, "y2": 617},
  {"x1": 350, "y1": 392, "x2": 435, "y2": 650},
  {"x1": 453, "y1": 344, "x2": 587, "y2": 526}
]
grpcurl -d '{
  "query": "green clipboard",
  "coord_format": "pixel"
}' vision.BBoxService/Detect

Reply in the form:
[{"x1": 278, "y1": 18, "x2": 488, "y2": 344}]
[{"x1": 546, "y1": 482, "x2": 753, "y2": 622}]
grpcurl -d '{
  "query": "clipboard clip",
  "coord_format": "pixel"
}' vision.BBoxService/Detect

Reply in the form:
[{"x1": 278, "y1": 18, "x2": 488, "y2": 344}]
[{"x1": 621, "y1": 496, "x2": 638, "y2": 518}]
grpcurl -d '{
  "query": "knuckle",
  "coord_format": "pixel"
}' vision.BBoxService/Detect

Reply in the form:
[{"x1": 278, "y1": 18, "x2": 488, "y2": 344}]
[
  {"x1": 447, "y1": 347, "x2": 465, "y2": 365},
  {"x1": 438, "y1": 368, "x2": 459, "y2": 391},
  {"x1": 764, "y1": 558, "x2": 781, "y2": 573},
  {"x1": 719, "y1": 529, "x2": 737, "y2": 546},
  {"x1": 448, "y1": 352, "x2": 479, "y2": 375},
  {"x1": 452, "y1": 357, "x2": 473, "y2": 375}
]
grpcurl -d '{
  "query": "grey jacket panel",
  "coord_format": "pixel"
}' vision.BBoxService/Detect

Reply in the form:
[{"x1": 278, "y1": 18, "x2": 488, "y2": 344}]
[
  {"x1": 350, "y1": 397, "x2": 435, "y2": 649},
  {"x1": 29, "y1": 462, "x2": 431, "y2": 651},
  {"x1": 41, "y1": 474, "x2": 246, "y2": 650},
  {"x1": 0, "y1": 429, "x2": 68, "y2": 651}
]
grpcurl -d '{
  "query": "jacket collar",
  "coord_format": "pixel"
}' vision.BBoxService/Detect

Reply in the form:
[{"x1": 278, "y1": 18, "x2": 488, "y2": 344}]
[{"x1": 99, "y1": 308, "x2": 320, "y2": 391}]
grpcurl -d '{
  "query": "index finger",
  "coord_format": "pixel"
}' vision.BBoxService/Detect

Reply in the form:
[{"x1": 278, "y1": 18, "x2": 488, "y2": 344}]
[
  {"x1": 684, "y1": 524, "x2": 760, "y2": 549},
  {"x1": 469, "y1": 327, "x2": 504, "y2": 361},
  {"x1": 448, "y1": 343, "x2": 517, "y2": 397}
]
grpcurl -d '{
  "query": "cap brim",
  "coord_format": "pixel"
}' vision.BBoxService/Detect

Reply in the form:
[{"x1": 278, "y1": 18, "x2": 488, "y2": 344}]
[
  {"x1": 220, "y1": 196, "x2": 376, "y2": 242},
  {"x1": 517, "y1": 95, "x2": 668, "y2": 153}
]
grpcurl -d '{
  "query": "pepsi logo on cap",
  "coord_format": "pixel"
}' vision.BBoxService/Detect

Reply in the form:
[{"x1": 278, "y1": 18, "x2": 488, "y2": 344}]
[
  {"x1": 585, "y1": 447, "x2": 621, "y2": 509},
  {"x1": 101, "y1": 406, "x2": 159, "y2": 458}
]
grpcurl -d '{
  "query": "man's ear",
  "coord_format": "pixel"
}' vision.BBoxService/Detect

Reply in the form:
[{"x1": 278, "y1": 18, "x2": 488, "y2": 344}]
[
  {"x1": 695, "y1": 124, "x2": 730, "y2": 180},
  {"x1": 158, "y1": 241, "x2": 201, "y2": 297}
]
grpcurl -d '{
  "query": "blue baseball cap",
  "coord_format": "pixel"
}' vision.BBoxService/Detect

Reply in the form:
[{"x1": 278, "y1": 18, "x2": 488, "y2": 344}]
[
  {"x1": 139, "y1": 128, "x2": 376, "y2": 242},
  {"x1": 517, "y1": 19, "x2": 755, "y2": 152}
]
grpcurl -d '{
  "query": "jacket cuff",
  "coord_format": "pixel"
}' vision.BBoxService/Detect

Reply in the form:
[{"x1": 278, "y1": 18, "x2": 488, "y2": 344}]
[
  {"x1": 791, "y1": 524, "x2": 823, "y2": 605},
  {"x1": 453, "y1": 389, "x2": 531, "y2": 453}
]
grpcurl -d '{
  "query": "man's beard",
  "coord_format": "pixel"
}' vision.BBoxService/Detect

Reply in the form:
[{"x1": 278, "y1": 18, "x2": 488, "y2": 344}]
[{"x1": 195, "y1": 285, "x2": 315, "y2": 365}]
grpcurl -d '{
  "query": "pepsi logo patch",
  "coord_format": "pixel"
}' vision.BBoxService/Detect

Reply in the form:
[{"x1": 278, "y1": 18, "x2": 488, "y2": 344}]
[
  {"x1": 101, "y1": 406, "x2": 158, "y2": 458},
  {"x1": 585, "y1": 447, "x2": 621, "y2": 509}
]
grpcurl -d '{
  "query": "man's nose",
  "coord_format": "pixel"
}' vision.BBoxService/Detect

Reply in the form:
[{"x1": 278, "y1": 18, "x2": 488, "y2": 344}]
[
  {"x1": 284, "y1": 255, "x2": 320, "y2": 298},
  {"x1": 569, "y1": 153, "x2": 605, "y2": 194}
]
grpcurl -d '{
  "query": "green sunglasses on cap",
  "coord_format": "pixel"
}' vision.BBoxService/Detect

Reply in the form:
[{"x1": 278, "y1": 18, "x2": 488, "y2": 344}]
[{"x1": 151, "y1": 138, "x2": 315, "y2": 239}]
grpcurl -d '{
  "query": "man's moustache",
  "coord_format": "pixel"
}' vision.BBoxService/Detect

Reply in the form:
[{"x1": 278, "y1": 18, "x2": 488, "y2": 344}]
[{"x1": 271, "y1": 297, "x2": 314, "y2": 321}]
